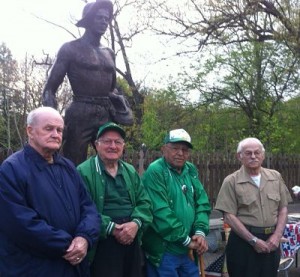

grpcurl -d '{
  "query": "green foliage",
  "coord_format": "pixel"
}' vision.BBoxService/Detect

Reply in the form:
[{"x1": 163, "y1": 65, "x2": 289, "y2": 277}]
[
  {"x1": 141, "y1": 84, "x2": 207, "y2": 149},
  {"x1": 141, "y1": 86, "x2": 300, "y2": 154},
  {"x1": 116, "y1": 77, "x2": 132, "y2": 96},
  {"x1": 141, "y1": 87, "x2": 183, "y2": 149},
  {"x1": 177, "y1": 40, "x2": 300, "y2": 146},
  {"x1": 141, "y1": 60, "x2": 300, "y2": 153},
  {"x1": 141, "y1": 86, "x2": 248, "y2": 152},
  {"x1": 187, "y1": 105, "x2": 247, "y2": 152},
  {"x1": 274, "y1": 96, "x2": 300, "y2": 153}
]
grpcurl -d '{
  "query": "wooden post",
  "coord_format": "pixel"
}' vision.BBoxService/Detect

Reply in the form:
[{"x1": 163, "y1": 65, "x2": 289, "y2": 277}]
[{"x1": 138, "y1": 149, "x2": 145, "y2": 176}]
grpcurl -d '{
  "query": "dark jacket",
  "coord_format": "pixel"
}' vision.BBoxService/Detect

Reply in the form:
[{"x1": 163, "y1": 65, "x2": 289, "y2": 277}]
[{"x1": 0, "y1": 144, "x2": 100, "y2": 277}]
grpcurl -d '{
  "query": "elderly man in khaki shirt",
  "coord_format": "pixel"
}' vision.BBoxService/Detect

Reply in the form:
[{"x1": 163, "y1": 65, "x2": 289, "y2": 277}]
[{"x1": 215, "y1": 137, "x2": 292, "y2": 277}]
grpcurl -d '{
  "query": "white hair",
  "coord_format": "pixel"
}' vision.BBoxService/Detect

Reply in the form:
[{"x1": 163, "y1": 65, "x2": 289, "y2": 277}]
[
  {"x1": 27, "y1": 107, "x2": 62, "y2": 126},
  {"x1": 237, "y1": 137, "x2": 265, "y2": 153}
]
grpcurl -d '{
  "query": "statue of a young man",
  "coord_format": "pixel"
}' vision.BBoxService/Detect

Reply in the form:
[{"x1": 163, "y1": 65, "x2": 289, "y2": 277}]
[{"x1": 42, "y1": 0, "x2": 133, "y2": 165}]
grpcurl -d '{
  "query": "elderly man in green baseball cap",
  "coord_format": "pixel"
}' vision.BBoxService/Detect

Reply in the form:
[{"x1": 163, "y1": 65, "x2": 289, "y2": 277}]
[
  {"x1": 142, "y1": 128, "x2": 211, "y2": 277},
  {"x1": 77, "y1": 122, "x2": 152, "y2": 277}
]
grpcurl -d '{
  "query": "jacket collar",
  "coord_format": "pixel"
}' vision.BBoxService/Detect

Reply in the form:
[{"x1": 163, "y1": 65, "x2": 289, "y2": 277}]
[{"x1": 24, "y1": 144, "x2": 66, "y2": 170}]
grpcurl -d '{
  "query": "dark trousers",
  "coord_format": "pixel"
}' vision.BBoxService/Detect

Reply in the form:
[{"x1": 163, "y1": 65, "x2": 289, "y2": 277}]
[
  {"x1": 90, "y1": 235, "x2": 143, "y2": 277},
  {"x1": 226, "y1": 231, "x2": 280, "y2": 277}
]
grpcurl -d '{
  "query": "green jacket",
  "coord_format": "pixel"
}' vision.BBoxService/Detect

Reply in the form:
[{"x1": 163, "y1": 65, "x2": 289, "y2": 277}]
[
  {"x1": 77, "y1": 156, "x2": 153, "y2": 261},
  {"x1": 142, "y1": 157, "x2": 211, "y2": 267}
]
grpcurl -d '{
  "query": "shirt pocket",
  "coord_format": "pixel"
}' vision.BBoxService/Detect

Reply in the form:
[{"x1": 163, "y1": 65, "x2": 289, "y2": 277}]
[
  {"x1": 267, "y1": 193, "x2": 280, "y2": 215},
  {"x1": 238, "y1": 194, "x2": 258, "y2": 213}
]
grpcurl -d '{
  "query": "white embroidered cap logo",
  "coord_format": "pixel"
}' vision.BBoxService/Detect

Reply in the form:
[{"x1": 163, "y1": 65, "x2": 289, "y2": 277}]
[{"x1": 169, "y1": 129, "x2": 191, "y2": 143}]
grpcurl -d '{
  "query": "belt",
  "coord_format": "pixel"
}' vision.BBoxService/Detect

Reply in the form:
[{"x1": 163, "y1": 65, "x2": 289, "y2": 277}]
[
  {"x1": 245, "y1": 225, "x2": 276, "y2": 235},
  {"x1": 73, "y1": 95, "x2": 111, "y2": 106}
]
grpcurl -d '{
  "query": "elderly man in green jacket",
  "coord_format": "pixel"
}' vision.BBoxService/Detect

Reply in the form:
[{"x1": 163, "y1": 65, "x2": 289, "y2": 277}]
[
  {"x1": 77, "y1": 122, "x2": 152, "y2": 277},
  {"x1": 142, "y1": 129, "x2": 211, "y2": 277}
]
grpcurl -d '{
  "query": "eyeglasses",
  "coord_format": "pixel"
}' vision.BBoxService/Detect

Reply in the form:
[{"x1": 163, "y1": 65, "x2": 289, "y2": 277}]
[
  {"x1": 98, "y1": 139, "x2": 124, "y2": 146},
  {"x1": 242, "y1": 151, "x2": 263, "y2": 157},
  {"x1": 166, "y1": 145, "x2": 190, "y2": 154}
]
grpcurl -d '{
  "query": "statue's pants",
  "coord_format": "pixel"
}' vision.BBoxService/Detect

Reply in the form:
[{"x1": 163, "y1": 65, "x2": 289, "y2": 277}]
[{"x1": 63, "y1": 101, "x2": 113, "y2": 165}]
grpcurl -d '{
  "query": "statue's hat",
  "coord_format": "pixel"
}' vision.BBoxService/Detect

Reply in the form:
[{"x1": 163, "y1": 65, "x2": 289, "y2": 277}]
[{"x1": 76, "y1": 0, "x2": 113, "y2": 28}]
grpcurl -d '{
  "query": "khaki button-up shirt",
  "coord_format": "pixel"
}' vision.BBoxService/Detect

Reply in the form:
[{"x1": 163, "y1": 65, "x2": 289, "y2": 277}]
[{"x1": 215, "y1": 166, "x2": 292, "y2": 227}]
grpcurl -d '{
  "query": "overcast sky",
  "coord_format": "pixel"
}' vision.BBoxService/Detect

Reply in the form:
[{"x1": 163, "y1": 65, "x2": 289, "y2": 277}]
[{"x1": 0, "y1": 0, "x2": 84, "y2": 57}]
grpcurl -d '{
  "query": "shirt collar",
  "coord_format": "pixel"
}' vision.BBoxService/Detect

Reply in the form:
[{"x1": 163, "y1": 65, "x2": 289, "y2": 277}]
[{"x1": 96, "y1": 155, "x2": 122, "y2": 176}]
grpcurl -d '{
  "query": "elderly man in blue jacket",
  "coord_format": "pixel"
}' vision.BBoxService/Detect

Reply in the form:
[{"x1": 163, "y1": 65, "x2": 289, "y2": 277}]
[{"x1": 0, "y1": 107, "x2": 100, "y2": 277}]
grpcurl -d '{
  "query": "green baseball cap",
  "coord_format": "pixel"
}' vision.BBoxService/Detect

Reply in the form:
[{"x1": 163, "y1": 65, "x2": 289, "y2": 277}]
[
  {"x1": 164, "y1": 129, "x2": 193, "y2": 148},
  {"x1": 96, "y1": 122, "x2": 126, "y2": 139}
]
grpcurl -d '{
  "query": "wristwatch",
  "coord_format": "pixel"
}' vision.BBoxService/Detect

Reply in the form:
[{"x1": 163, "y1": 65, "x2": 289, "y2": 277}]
[{"x1": 248, "y1": 236, "x2": 258, "y2": 246}]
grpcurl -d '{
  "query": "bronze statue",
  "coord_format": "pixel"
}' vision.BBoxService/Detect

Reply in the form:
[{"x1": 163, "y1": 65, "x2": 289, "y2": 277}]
[{"x1": 42, "y1": 0, "x2": 133, "y2": 166}]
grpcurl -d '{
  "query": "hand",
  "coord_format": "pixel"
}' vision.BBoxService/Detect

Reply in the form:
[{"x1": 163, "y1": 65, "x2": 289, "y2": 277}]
[
  {"x1": 188, "y1": 235, "x2": 208, "y2": 256},
  {"x1": 112, "y1": 223, "x2": 123, "y2": 236},
  {"x1": 192, "y1": 235, "x2": 208, "y2": 255},
  {"x1": 113, "y1": 222, "x2": 138, "y2": 245},
  {"x1": 187, "y1": 240, "x2": 198, "y2": 250},
  {"x1": 266, "y1": 233, "x2": 281, "y2": 252},
  {"x1": 253, "y1": 238, "x2": 272, "y2": 253},
  {"x1": 42, "y1": 90, "x2": 58, "y2": 109},
  {"x1": 63, "y1": 236, "x2": 88, "y2": 266}
]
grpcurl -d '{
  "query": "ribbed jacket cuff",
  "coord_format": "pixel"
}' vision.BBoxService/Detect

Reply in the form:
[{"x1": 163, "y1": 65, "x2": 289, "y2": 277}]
[
  {"x1": 132, "y1": 218, "x2": 142, "y2": 229},
  {"x1": 106, "y1": 221, "x2": 115, "y2": 235},
  {"x1": 182, "y1": 236, "x2": 191, "y2": 246},
  {"x1": 195, "y1": 230, "x2": 205, "y2": 237}
]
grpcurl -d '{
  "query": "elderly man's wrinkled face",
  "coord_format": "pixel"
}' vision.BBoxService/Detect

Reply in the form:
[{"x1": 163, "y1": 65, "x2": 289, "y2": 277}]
[
  {"x1": 95, "y1": 130, "x2": 125, "y2": 163},
  {"x1": 238, "y1": 141, "x2": 265, "y2": 170},
  {"x1": 162, "y1": 142, "x2": 190, "y2": 172},
  {"x1": 27, "y1": 112, "x2": 64, "y2": 155}
]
